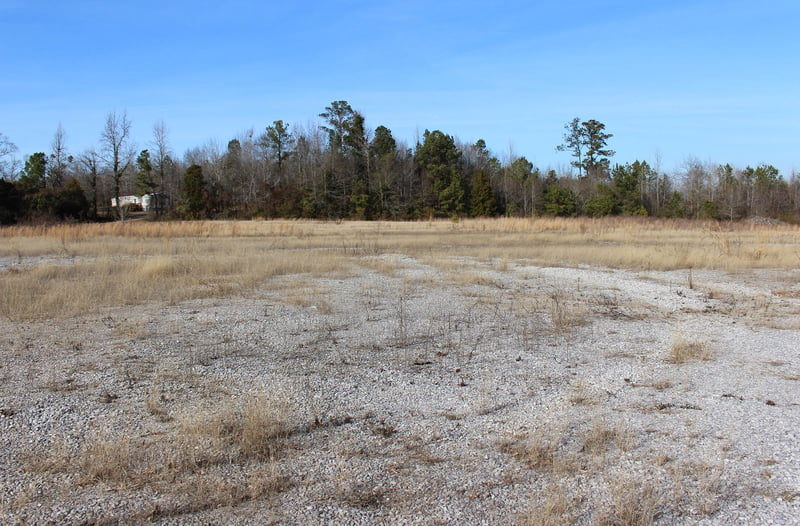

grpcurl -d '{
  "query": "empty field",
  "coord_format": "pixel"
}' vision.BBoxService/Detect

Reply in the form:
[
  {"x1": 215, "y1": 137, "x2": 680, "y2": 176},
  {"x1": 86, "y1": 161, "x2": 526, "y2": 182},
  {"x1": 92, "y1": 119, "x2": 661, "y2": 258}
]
[{"x1": 1, "y1": 218, "x2": 799, "y2": 525}]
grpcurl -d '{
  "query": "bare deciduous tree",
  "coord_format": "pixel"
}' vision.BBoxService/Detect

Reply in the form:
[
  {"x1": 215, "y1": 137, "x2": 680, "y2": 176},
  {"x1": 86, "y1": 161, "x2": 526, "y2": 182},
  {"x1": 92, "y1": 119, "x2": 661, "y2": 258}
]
[
  {"x1": 0, "y1": 132, "x2": 19, "y2": 180},
  {"x1": 77, "y1": 150, "x2": 100, "y2": 219},
  {"x1": 151, "y1": 120, "x2": 172, "y2": 192},
  {"x1": 48, "y1": 123, "x2": 72, "y2": 188},
  {"x1": 100, "y1": 112, "x2": 134, "y2": 221}
]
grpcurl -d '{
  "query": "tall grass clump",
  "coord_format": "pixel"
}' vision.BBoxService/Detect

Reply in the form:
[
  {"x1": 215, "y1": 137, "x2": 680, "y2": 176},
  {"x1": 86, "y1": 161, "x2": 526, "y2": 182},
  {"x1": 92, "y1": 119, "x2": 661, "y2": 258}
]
[
  {"x1": 177, "y1": 393, "x2": 296, "y2": 465},
  {"x1": 596, "y1": 478, "x2": 662, "y2": 526},
  {"x1": 520, "y1": 483, "x2": 575, "y2": 526},
  {"x1": 665, "y1": 334, "x2": 715, "y2": 364}
]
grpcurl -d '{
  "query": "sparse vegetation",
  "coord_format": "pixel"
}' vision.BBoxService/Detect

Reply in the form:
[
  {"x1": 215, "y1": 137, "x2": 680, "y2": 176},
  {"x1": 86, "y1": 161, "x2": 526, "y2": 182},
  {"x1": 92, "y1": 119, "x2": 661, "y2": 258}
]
[
  {"x1": 78, "y1": 432, "x2": 136, "y2": 485},
  {"x1": 597, "y1": 478, "x2": 662, "y2": 526},
  {"x1": 547, "y1": 288, "x2": 588, "y2": 333},
  {"x1": 19, "y1": 389, "x2": 297, "y2": 521},
  {"x1": 520, "y1": 483, "x2": 576, "y2": 526},
  {"x1": 1, "y1": 218, "x2": 797, "y2": 523},
  {"x1": 569, "y1": 380, "x2": 601, "y2": 405},
  {"x1": 666, "y1": 334, "x2": 714, "y2": 364},
  {"x1": 581, "y1": 417, "x2": 634, "y2": 455}
]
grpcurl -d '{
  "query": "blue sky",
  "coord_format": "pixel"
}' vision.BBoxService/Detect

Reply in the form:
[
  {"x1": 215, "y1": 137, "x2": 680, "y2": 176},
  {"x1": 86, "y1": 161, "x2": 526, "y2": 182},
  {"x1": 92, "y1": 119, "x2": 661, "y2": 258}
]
[{"x1": 1, "y1": 0, "x2": 799, "y2": 175}]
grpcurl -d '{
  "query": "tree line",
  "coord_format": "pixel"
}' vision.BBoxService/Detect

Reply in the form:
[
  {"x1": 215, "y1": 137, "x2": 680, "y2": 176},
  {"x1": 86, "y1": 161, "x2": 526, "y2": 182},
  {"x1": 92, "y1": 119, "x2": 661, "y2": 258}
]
[{"x1": 1, "y1": 101, "x2": 799, "y2": 225}]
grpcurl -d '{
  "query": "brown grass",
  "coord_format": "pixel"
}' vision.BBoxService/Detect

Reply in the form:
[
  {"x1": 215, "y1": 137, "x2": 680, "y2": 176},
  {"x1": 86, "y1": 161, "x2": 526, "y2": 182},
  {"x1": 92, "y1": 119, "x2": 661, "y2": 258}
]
[
  {"x1": 21, "y1": 387, "x2": 298, "y2": 519},
  {"x1": 521, "y1": 483, "x2": 576, "y2": 526},
  {"x1": 502, "y1": 425, "x2": 569, "y2": 472},
  {"x1": 78, "y1": 433, "x2": 136, "y2": 485},
  {"x1": 665, "y1": 334, "x2": 714, "y2": 364},
  {"x1": 2, "y1": 217, "x2": 798, "y2": 263},
  {"x1": 268, "y1": 279, "x2": 335, "y2": 313},
  {"x1": 596, "y1": 478, "x2": 662, "y2": 526},
  {"x1": 581, "y1": 417, "x2": 635, "y2": 455},
  {"x1": 178, "y1": 393, "x2": 296, "y2": 463},
  {"x1": 2, "y1": 218, "x2": 798, "y2": 320},
  {"x1": 0, "y1": 245, "x2": 345, "y2": 321}
]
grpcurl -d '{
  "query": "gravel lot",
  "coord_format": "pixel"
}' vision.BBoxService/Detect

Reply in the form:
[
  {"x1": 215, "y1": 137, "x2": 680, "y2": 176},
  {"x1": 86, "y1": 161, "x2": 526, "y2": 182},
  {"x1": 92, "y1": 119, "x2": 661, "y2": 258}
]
[{"x1": 1, "y1": 254, "x2": 799, "y2": 525}]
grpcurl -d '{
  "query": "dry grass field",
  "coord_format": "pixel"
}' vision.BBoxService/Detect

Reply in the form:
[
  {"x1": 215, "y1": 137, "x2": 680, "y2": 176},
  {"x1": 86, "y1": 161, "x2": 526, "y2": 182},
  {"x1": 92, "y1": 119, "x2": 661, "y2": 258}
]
[{"x1": 1, "y1": 218, "x2": 799, "y2": 524}]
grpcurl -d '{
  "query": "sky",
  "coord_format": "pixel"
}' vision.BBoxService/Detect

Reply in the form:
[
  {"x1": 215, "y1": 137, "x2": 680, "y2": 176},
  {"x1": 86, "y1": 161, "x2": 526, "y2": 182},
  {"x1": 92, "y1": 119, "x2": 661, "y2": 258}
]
[{"x1": 1, "y1": 0, "x2": 799, "y2": 176}]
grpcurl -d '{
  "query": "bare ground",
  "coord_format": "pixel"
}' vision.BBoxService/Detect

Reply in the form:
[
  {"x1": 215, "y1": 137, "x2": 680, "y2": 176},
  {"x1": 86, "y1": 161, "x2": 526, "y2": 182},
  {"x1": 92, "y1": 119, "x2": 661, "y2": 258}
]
[{"x1": 1, "y1": 255, "x2": 799, "y2": 525}]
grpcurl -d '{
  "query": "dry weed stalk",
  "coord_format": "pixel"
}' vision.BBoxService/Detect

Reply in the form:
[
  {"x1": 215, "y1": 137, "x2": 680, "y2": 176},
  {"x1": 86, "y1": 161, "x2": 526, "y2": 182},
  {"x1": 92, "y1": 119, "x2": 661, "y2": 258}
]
[
  {"x1": 146, "y1": 371, "x2": 170, "y2": 421},
  {"x1": 666, "y1": 460, "x2": 725, "y2": 517},
  {"x1": 596, "y1": 478, "x2": 662, "y2": 526},
  {"x1": 568, "y1": 380, "x2": 601, "y2": 405},
  {"x1": 547, "y1": 289, "x2": 587, "y2": 333},
  {"x1": 22, "y1": 438, "x2": 72, "y2": 474}
]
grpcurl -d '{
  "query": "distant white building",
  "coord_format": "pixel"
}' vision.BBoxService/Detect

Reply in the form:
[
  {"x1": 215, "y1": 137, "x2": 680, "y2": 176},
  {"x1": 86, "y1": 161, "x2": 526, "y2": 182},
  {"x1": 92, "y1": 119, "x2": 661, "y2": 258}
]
[
  {"x1": 110, "y1": 194, "x2": 171, "y2": 212},
  {"x1": 142, "y1": 193, "x2": 171, "y2": 212},
  {"x1": 110, "y1": 195, "x2": 141, "y2": 208}
]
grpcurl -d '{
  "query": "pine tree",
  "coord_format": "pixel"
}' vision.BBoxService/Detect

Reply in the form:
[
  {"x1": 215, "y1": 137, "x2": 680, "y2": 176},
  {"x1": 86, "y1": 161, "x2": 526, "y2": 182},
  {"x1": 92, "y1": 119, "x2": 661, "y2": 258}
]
[
  {"x1": 469, "y1": 171, "x2": 496, "y2": 217},
  {"x1": 135, "y1": 149, "x2": 157, "y2": 195}
]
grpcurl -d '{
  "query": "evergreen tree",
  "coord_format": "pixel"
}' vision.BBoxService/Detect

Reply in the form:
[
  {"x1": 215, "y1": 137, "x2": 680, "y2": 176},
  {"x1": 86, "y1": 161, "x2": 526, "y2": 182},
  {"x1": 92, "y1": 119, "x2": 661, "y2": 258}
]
[
  {"x1": 320, "y1": 100, "x2": 355, "y2": 154},
  {"x1": 541, "y1": 173, "x2": 577, "y2": 216},
  {"x1": 415, "y1": 130, "x2": 465, "y2": 217},
  {"x1": 260, "y1": 119, "x2": 294, "y2": 186},
  {"x1": 583, "y1": 183, "x2": 619, "y2": 217},
  {"x1": 369, "y1": 125, "x2": 399, "y2": 218},
  {"x1": 611, "y1": 162, "x2": 648, "y2": 215},
  {"x1": 556, "y1": 117, "x2": 614, "y2": 179},
  {"x1": 319, "y1": 100, "x2": 365, "y2": 217},
  {"x1": 582, "y1": 119, "x2": 615, "y2": 179},
  {"x1": 370, "y1": 125, "x2": 396, "y2": 158},
  {"x1": 662, "y1": 191, "x2": 685, "y2": 218},
  {"x1": 54, "y1": 178, "x2": 90, "y2": 219},
  {"x1": 506, "y1": 156, "x2": 535, "y2": 216},
  {"x1": 18, "y1": 152, "x2": 47, "y2": 191},
  {"x1": 556, "y1": 118, "x2": 585, "y2": 177},
  {"x1": 135, "y1": 149, "x2": 157, "y2": 195},
  {"x1": 182, "y1": 164, "x2": 207, "y2": 219},
  {"x1": 469, "y1": 171, "x2": 496, "y2": 217}
]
